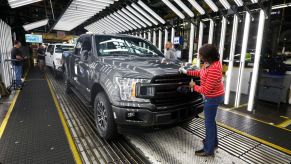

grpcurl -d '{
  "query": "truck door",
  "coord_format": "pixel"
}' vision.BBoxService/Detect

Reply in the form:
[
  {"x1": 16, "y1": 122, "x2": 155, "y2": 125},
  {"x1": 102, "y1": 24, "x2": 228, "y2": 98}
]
[{"x1": 78, "y1": 36, "x2": 93, "y2": 100}]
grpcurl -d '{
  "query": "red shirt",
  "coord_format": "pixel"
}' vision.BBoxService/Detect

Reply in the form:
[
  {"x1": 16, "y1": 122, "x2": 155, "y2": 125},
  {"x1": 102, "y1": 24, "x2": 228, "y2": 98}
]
[{"x1": 187, "y1": 61, "x2": 224, "y2": 98}]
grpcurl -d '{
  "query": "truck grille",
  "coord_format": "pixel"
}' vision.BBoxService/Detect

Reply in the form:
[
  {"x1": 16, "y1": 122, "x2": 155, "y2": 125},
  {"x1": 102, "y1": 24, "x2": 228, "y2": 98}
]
[{"x1": 151, "y1": 74, "x2": 202, "y2": 110}]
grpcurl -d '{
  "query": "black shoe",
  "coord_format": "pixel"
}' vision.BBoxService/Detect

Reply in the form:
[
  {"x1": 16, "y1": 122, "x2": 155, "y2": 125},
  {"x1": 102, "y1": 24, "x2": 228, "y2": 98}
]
[
  {"x1": 195, "y1": 149, "x2": 214, "y2": 157},
  {"x1": 202, "y1": 139, "x2": 219, "y2": 149}
]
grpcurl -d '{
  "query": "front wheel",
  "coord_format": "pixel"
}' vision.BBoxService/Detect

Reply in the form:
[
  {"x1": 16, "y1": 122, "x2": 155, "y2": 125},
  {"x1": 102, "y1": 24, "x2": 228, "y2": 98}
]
[{"x1": 94, "y1": 92, "x2": 117, "y2": 140}]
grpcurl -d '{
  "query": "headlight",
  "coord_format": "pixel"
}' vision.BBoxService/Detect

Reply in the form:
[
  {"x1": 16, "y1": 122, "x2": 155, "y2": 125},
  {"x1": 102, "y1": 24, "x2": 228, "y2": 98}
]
[
  {"x1": 55, "y1": 58, "x2": 62, "y2": 65},
  {"x1": 115, "y1": 77, "x2": 151, "y2": 102}
]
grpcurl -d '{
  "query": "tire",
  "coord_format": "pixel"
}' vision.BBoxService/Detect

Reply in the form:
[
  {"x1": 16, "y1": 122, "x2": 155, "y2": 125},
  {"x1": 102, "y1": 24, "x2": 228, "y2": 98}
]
[
  {"x1": 93, "y1": 92, "x2": 117, "y2": 140},
  {"x1": 64, "y1": 67, "x2": 72, "y2": 94}
]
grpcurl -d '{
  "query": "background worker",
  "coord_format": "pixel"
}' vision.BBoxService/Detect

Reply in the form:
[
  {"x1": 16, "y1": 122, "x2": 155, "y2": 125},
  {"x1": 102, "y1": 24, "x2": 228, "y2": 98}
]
[
  {"x1": 37, "y1": 43, "x2": 46, "y2": 71},
  {"x1": 11, "y1": 40, "x2": 27, "y2": 89},
  {"x1": 180, "y1": 44, "x2": 224, "y2": 157},
  {"x1": 164, "y1": 41, "x2": 177, "y2": 60}
]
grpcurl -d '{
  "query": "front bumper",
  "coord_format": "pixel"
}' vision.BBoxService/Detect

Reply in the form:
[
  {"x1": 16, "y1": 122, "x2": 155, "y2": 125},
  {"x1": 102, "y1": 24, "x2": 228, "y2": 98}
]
[{"x1": 112, "y1": 102, "x2": 204, "y2": 126}]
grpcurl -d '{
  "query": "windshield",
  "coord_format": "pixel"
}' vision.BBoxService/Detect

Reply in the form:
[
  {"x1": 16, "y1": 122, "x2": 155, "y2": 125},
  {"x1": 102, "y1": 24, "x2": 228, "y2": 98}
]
[
  {"x1": 96, "y1": 36, "x2": 164, "y2": 57},
  {"x1": 55, "y1": 45, "x2": 74, "y2": 53}
]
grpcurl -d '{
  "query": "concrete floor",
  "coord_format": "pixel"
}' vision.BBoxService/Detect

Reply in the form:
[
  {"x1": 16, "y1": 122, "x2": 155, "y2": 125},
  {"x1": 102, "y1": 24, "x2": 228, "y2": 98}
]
[{"x1": 0, "y1": 91, "x2": 16, "y2": 125}]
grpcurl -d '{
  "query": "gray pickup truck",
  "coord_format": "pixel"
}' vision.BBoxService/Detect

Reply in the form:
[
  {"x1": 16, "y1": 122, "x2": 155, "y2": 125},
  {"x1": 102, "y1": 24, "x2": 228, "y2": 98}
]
[{"x1": 63, "y1": 34, "x2": 204, "y2": 140}]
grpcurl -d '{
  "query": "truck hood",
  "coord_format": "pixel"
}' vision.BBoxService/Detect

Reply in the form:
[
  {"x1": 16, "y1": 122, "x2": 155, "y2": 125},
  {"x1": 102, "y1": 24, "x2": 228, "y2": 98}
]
[{"x1": 100, "y1": 56, "x2": 182, "y2": 78}]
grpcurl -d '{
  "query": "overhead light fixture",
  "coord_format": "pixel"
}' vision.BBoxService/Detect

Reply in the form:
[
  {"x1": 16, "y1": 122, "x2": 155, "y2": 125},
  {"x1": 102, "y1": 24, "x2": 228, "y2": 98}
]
[
  {"x1": 121, "y1": 8, "x2": 147, "y2": 28},
  {"x1": 111, "y1": 14, "x2": 135, "y2": 30},
  {"x1": 234, "y1": 0, "x2": 243, "y2": 6},
  {"x1": 107, "y1": 16, "x2": 130, "y2": 31},
  {"x1": 235, "y1": 12, "x2": 251, "y2": 108},
  {"x1": 126, "y1": 6, "x2": 152, "y2": 26},
  {"x1": 8, "y1": 0, "x2": 42, "y2": 8},
  {"x1": 137, "y1": 0, "x2": 166, "y2": 24},
  {"x1": 162, "y1": 0, "x2": 185, "y2": 19},
  {"x1": 224, "y1": 14, "x2": 238, "y2": 105},
  {"x1": 204, "y1": 0, "x2": 218, "y2": 12},
  {"x1": 188, "y1": 0, "x2": 205, "y2": 15},
  {"x1": 219, "y1": 0, "x2": 231, "y2": 9},
  {"x1": 113, "y1": 12, "x2": 138, "y2": 29},
  {"x1": 251, "y1": 0, "x2": 258, "y2": 3},
  {"x1": 174, "y1": 0, "x2": 194, "y2": 17},
  {"x1": 54, "y1": 0, "x2": 118, "y2": 31},
  {"x1": 116, "y1": 10, "x2": 142, "y2": 29},
  {"x1": 272, "y1": 3, "x2": 291, "y2": 9},
  {"x1": 131, "y1": 3, "x2": 159, "y2": 25},
  {"x1": 248, "y1": 10, "x2": 266, "y2": 111},
  {"x1": 23, "y1": 19, "x2": 48, "y2": 31}
]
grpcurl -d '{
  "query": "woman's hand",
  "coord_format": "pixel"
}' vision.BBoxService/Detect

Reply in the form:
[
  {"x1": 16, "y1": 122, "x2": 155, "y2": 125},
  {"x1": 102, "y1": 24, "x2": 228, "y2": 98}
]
[
  {"x1": 189, "y1": 80, "x2": 196, "y2": 89},
  {"x1": 179, "y1": 67, "x2": 187, "y2": 74}
]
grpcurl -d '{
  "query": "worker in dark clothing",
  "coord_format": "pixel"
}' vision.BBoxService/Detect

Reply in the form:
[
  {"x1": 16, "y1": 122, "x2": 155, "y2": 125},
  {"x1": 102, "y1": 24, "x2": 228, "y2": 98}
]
[
  {"x1": 180, "y1": 44, "x2": 224, "y2": 157},
  {"x1": 37, "y1": 43, "x2": 46, "y2": 71},
  {"x1": 11, "y1": 40, "x2": 27, "y2": 89}
]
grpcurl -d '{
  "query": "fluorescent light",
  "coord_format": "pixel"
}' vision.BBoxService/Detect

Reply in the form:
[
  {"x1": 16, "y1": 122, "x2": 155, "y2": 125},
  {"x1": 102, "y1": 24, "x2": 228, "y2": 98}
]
[
  {"x1": 188, "y1": 0, "x2": 205, "y2": 15},
  {"x1": 188, "y1": 23, "x2": 195, "y2": 63},
  {"x1": 107, "y1": 15, "x2": 130, "y2": 31},
  {"x1": 9, "y1": 0, "x2": 42, "y2": 8},
  {"x1": 219, "y1": 17, "x2": 227, "y2": 62},
  {"x1": 54, "y1": 0, "x2": 117, "y2": 31},
  {"x1": 121, "y1": 8, "x2": 147, "y2": 28},
  {"x1": 204, "y1": 0, "x2": 218, "y2": 12},
  {"x1": 137, "y1": 0, "x2": 166, "y2": 24},
  {"x1": 103, "y1": 18, "x2": 123, "y2": 33},
  {"x1": 162, "y1": 0, "x2": 185, "y2": 19},
  {"x1": 248, "y1": 10, "x2": 266, "y2": 111},
  {"x1": 116, "y1": 10, "x2": 142, "y2": 28},
  {"x1": 235, "y1": 12, "x2": 251, "y2": 108},
  {"x1": 23, "y1": 19, "x2": 48, "y2": 31},
  {"x1": 197, "y1": 22, "x2": 203, "y2": 68},
  {"x1": 110, "y1": 14, "x2": 134, "y2": 31},
  {"x1": 224, "y1": 15, "x2": 238, "y2": 105},
  {"x1": 234, "y1": 0, "x2": 243, "y2": 6},
  {"x1": 251, "y1": 0, "x2": 258, "y2": 3},
  {"x1": 126, "y1": 6, "x2": 152, "y2": 26},
  {"x1": 219, "y1": 0, "x2": 230, "y2": 9},
  {"x1": 174, "y1": 0, "x2": 194, "y2": 17},
  {"x1": 131, "y1": 3, "x2": 158, "y2": 25},
  {"x1": 208, "y1": 19, "x2": 214, "y2": 44},
  {"x1": 113, "y1": 12, "x2": 137, "y2": 29},
  {"x1": 272, "y1": 3, "x2": 291, "y2": 9}
]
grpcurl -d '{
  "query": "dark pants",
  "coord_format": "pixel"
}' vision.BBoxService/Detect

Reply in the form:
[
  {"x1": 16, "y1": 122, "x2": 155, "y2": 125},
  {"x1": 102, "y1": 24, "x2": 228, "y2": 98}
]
[{"x1": 203, "y1": 95, "x2": 224, "y2": 154}]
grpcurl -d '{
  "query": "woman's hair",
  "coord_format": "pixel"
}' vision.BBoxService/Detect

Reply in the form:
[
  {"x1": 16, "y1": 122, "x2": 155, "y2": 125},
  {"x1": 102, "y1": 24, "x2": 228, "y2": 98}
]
[{"x1": 199, "y1": 44, "x2": 220, "y2": 63}]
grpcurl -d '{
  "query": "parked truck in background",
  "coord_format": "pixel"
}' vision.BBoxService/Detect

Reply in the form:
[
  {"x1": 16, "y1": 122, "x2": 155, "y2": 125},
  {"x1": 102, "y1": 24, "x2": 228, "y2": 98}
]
[{"x1": 63, "y1": 34, "x2": 204, "y2": 140}]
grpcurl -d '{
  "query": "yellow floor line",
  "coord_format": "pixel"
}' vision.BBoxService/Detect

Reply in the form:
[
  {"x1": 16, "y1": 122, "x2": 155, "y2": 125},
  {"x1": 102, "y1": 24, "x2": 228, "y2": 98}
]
[
  {"x1": 218, "y1": 106, "x2": 291, "y2": 132},
  {"x1": 0, "y1": 69, "x2": 29, "y2": 139},
  {"x1": 0, "y1": 90, "x2": 20, "y2": 139},
  {"x1": 200, "y1": 115, "x2": 291, "y2": 155},
  {"x1": 277, "y1": 119, "x2": 291, "y2": 128},
  {"x1": 46, "y1": 75, "x2": 82, "y2": 164}
]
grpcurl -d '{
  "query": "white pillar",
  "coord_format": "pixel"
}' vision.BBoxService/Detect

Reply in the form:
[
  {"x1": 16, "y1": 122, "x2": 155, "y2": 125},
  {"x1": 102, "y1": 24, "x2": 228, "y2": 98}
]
[
  {"x1": 197, "y1": 22, "x2": 204, "y2": 68},
  {"x1": 171, "y1": 27, "x2": 175, "y2": 43},
  {"x1": 139, "y1": 32, "x2": 142, "y2": 39},
  {"x1": 235, "y1": 12, "x2": 251, "y2": 107},
  {"x1": 164, "y1": 28, "x2": 168, "y2": 55},
  {"x1": 153, "y1": 30, "x2": 157, "y2": 46},
  {"x1": 224, "y1": 15, "x2": 239, "y2": 105},
  {"x1": 208, "y1": 19, "x2": 214, "y2": 44},
  {"x1": 143, "y1": 32, "x2": 146, "y2": 39},
  {"x1": 158, "y1": 29, "x2": 162, "y2": 51},
  {"x1": 247, "y1": 10, "x2": 266, "y2": 111},
  {"x1": 219, "y1": 17, "x2": 227, "y2": 63},
  {"x1": 148, "y1": 30, "x2": 151, "y2": 42},
  {"x1": 188, "y1": 23, "x2": 195, "y2": 63}
]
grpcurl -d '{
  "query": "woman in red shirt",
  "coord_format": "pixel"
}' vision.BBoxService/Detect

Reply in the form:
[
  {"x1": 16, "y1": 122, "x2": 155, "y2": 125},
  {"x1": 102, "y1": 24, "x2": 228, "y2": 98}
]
[{"x1": 180, "y1": 44, "x2": 224, "y2": 156}]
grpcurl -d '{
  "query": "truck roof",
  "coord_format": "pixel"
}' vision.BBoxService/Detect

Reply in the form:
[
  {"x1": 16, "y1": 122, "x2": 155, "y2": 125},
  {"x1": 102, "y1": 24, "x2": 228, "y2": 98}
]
[{"x1": 79, "y1": 33, "x2": 144, "y2": 40}]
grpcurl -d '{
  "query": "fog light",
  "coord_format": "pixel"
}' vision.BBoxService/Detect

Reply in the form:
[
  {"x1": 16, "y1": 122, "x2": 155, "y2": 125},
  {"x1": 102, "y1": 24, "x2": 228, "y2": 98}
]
[{"x1": 127, "y1": 112, "x2": 135, "y2": 118}]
